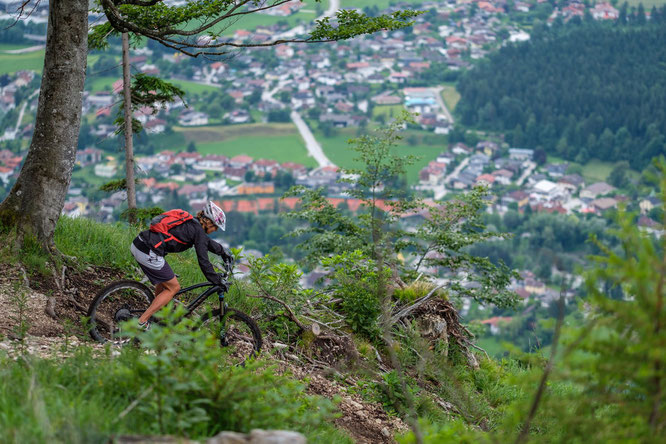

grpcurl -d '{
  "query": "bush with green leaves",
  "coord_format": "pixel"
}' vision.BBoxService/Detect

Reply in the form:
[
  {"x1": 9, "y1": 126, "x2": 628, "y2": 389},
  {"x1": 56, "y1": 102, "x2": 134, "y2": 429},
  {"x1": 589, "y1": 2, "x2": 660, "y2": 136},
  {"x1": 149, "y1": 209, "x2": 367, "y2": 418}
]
[{"x1": 321, "y1": 250, "x2": 391, "y2": 340}]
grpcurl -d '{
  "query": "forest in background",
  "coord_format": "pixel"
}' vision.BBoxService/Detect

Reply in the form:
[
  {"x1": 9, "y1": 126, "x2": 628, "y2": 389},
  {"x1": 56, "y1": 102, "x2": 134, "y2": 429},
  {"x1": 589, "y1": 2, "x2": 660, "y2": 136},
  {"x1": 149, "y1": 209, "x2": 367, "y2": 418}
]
[{"x1": 456, "y1": 13, "x2": 666, "y2": 168}]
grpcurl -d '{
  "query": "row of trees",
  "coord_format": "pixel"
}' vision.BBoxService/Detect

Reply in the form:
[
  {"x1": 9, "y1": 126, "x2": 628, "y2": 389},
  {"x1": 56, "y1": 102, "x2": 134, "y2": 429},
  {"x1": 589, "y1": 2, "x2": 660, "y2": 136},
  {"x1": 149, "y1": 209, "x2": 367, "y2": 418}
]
[{"x1": 457, "y1": 16, "x2": 666, "y2": 168}]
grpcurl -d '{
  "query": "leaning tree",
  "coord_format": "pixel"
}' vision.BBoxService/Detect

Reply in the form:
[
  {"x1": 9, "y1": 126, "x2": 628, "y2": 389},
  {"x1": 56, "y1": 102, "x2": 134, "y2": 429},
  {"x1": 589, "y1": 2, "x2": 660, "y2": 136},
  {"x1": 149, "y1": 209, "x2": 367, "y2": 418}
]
[{"x1": 0, "y1": 0, "x2": 421, "y2": 251}]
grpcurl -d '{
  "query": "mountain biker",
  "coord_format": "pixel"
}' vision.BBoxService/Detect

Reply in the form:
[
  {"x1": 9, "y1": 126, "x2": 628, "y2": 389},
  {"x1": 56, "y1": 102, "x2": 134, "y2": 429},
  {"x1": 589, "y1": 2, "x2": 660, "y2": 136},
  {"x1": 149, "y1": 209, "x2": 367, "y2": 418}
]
[{"x1": 130, "y1": 201, "x2": 233, "y2": 329}]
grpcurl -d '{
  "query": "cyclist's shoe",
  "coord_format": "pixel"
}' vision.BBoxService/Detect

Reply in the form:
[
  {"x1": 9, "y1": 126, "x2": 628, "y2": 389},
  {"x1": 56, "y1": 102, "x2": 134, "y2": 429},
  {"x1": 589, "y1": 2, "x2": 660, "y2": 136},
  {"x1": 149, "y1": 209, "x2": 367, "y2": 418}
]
[{"x1": 138, "y1": 321, "x2": 151, "y2": 331}]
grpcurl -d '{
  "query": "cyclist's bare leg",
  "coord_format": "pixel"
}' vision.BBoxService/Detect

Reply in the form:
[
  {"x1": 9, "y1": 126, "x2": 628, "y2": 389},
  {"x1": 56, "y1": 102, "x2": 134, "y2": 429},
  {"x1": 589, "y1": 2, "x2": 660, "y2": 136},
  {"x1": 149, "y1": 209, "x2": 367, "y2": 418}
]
[{"x1": 139, "y1": 277, "x2": 180, "y2": 323}]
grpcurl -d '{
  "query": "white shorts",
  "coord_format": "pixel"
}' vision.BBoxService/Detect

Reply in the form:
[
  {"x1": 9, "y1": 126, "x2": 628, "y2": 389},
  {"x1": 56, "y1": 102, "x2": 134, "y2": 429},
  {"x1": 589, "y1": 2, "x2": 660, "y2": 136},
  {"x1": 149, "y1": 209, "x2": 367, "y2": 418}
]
[{"x1": 130, "y1": 243, "x2": 166, "y2": 270}]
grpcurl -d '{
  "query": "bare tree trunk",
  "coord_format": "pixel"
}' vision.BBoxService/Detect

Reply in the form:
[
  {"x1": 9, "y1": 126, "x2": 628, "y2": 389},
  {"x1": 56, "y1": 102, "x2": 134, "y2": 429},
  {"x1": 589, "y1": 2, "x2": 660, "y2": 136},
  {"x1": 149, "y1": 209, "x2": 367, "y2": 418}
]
[
  {"x1": 0, "y1": 0, "x2": 88, "y2": 250},
  {"x1": 122, "y1": 32, "x2": 137, "y2": 224}
]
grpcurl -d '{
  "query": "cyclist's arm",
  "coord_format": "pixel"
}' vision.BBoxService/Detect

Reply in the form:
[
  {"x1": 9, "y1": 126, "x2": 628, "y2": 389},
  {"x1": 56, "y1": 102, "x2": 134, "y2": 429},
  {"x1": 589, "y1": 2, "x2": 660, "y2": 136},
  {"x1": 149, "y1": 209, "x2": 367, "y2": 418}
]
[
  {"x1": 193, "y1": 228, "x2": 223, "y2": 286},
  {"x1": 207, "y1": 237, "x2": 233, "y2": 264}
]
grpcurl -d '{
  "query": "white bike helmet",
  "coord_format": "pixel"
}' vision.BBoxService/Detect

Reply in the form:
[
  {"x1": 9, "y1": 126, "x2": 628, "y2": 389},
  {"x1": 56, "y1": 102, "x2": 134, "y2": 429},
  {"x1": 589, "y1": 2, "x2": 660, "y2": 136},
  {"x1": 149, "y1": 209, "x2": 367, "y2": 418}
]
[{"x1": 203, "y1": 201, "x2": 226, "y2": 231}]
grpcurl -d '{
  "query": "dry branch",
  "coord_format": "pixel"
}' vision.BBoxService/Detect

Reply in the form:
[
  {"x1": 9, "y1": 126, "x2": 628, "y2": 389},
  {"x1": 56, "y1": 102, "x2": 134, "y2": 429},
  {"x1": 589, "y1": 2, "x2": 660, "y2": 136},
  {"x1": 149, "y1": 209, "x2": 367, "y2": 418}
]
[
  {"x1": 247, "y1": 293, "x2": 306, "y2": 330},
  {"x1": 389, "y1": 284, "x2": 446, "y2": 324}
]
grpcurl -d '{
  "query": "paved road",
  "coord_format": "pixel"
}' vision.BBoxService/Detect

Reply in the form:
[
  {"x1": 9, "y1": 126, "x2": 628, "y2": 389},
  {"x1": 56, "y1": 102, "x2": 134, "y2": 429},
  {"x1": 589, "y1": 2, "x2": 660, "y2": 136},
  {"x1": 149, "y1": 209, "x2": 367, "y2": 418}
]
[
  {"x1": 263, "y1": 80, "x2": 333, "y2": 168},
  {"x1": 291, "y1": 111, "x2": 334, "y2": 168},
  {"x1": 431, "y1": 86, "x2": 454, "y2": 123},
  {"x1": 262, "y1": 80, "x2": 288, "y2": 106},
  {"x1": 2, "y1": 45, "x2": 44, "y2": 54},
  {"x1": 516, "y1": 161, "x2": 536, "y2": 186},
  {"x1": 444, "y1": 157, "x2": 469, "y2": 185},
  {"x1": 14, "y1": 101, "x2": 27, "y2": 134},
  {"x1": 275, "y1": 0, "x2": 340, "y2": 39}
]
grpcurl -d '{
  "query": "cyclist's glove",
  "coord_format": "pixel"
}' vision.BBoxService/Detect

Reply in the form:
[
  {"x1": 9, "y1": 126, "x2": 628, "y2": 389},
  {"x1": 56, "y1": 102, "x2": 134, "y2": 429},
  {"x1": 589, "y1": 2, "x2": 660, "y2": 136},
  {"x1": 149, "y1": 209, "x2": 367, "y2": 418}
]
[{"x1": 221, "y1": 248, "x2": 234, "y2": 269}]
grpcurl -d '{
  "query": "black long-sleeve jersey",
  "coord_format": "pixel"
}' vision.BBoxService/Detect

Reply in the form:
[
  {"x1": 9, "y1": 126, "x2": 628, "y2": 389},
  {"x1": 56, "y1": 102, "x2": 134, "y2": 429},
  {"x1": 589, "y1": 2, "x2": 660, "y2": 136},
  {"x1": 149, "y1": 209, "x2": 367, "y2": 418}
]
[{"x1": 136, "y1": 219, "x2": 229, "y2": 286}]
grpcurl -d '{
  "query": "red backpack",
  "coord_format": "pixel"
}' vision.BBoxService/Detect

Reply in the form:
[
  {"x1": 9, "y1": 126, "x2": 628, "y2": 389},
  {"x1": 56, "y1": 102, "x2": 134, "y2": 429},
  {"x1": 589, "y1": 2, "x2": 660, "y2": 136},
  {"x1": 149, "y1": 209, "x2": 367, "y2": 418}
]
[{"x1": 149, "y1": 209, "x2": 193, "y2": 248}]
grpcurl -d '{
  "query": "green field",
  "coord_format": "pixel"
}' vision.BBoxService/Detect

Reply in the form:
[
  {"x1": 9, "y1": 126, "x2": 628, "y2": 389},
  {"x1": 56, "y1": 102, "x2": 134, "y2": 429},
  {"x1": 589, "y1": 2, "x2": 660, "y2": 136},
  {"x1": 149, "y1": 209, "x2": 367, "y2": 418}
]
[
  {"x1": 372, "y1": 104, "x2": 405, "y2": 119},
  {"x1": 476, "y1": 337, "x2": 507, "y2": 358},
  {"x1": 72, "y1": 163, "x2": 121, "y2": 186},
  {"x1": 175, "y1": 123, "x2": 317, "y2": 166},
  {"x1": 441, "y1": 84, "x2": 461, "y2": 112},
  {"x1": 311, "y1": 126, "x2": 445, "y2": 183},
  {"x1": 194, "y1": 134, "x2": 316, "y2": 166},
  {"x1": 170, "y1": 80, "x2": 220, "y2": 97},
  {"x1": 85, "y1": 75, "x2": 220, "y2": 97},
  {"x1": 86, "y1": 76, "x2": 117, "y2": 92},
  {"x1": 0, "y1": 51, "x2": 102, "y2": 76},
  {"x1": 0, "y1": 44, "x2": 37, "y2": 51},
  {"x1": 581, "y1": 159, "x2": 616, "y2": 183},
  {"x1": 177, "y1": 123, "x2": 296, "y2": 142},
  {"x1": 0, "y1": 49, "x2": 45, "y2": 74},
  {"x1": 194, "y1": 0, "x2": 324, "y2": 36},
  {"x1": 546, "y1": 155, "x2": 640, "y2": 185}
]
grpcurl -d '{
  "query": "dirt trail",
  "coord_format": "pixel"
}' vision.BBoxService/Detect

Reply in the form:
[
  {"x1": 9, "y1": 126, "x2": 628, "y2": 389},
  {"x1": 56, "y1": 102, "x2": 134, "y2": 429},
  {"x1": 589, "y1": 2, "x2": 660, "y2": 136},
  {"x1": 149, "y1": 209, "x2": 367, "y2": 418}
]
[{"x1": 0, "y1": 263, "x2": 410, "y2": 443}]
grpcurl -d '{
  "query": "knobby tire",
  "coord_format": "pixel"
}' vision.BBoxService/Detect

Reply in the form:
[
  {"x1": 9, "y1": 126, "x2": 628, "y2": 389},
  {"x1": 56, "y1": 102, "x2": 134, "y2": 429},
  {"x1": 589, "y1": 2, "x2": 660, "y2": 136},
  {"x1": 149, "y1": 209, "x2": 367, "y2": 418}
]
[
  {"x1": 199, "y1": 308, "x2": 263, "y2": 358},
  {"x1": 87, "y1": 280, "x2": 154, "y2": 343}
]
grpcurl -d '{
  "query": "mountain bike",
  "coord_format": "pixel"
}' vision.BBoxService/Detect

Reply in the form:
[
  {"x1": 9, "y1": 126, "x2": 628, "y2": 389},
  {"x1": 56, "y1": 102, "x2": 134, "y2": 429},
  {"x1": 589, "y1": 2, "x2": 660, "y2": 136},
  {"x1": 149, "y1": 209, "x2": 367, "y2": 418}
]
[{"x1": 86, "y1": 263, "x2": 262, "y2": 360}]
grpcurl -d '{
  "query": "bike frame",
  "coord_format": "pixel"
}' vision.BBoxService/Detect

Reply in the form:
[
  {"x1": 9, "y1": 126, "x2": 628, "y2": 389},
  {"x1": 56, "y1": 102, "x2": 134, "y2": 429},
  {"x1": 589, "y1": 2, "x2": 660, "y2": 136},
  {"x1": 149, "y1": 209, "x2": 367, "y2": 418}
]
[
  {"x1": 169, "y1": 276, "x2": 231, "y2": 345},
  {"x1": 175, "y1": 282, "x2": 224, "y2": 315}
]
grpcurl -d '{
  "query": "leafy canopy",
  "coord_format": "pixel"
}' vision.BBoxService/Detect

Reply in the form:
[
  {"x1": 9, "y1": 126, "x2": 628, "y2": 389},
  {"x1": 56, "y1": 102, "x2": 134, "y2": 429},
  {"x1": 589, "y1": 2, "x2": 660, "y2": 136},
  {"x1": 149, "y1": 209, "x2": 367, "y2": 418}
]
[{"x1": 93, "y1": 0, "x2": 424, "y2": 57}]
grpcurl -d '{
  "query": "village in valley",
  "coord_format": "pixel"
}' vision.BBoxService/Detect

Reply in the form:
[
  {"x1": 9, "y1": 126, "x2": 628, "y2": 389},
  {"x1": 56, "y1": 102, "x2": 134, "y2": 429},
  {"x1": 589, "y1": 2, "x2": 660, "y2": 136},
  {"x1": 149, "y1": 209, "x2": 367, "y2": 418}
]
[{"x1": 0, "y1": 0, "x2": 662, "y2": 339}]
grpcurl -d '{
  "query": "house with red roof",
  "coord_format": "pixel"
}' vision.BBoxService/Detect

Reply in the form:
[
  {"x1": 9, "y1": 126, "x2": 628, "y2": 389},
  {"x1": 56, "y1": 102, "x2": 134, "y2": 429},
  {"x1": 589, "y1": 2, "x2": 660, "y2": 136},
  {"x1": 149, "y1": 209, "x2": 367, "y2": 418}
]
[
  {"x1": 223, "y1": 167, "x2": 247, "y2": 182},
  {"x1": 217, "y1": 200, "x2": 236, "y2": 214},
  {"x1": 76, "y1": 147, "x2": 103, "y2": 167},
  {"x1": 229, "y1": 155, "x2": 254, "y2": 168},
  {"x1": 236, "y1": 200, "x2": 258, "y2": 214},
  {"x1": 280, "y1": 197, "x2": 300, "y2": 211},
  {"x1": 0, "y1": 166, "x2": 14, "y2": 184},
  {"x1": 175, "y1": 152, "x2": 202, "y2": 165},
  {"x1": 257, "y1": 198, "x2": 276, "y2": 212},
  {"x1": 480, "y1": 316, "x2": 513, "y2": 335},
  {"x1": 95, "y1": 106, "x2": 112, "y2": 118},
  {"x1": 142, "y1": 118, "x2": 166, "y2": 134},
  {"x1": 252, "y1": 159, "x2": 280, "y2": 176},
  {"x1": 281, "y1": 162, "x2": 307, "y2": 177},
  {"x1": 476, "y1": 174, "x2": 496, "y2": 186},
  {"x1": 177, "y1": 184, "x2": 207, "y2": 199},
  {"x1": 237, "y1": 182, "x2": 275, "y2": 195},
  {"x1": 326, "y1": 197, "x2": 345, "y2": 208},
  {"x1": 591, "y1": 2, "x2": 619, "y2": 20},
  {"x1": 154, "y1": 182, "x2": 179, "y2": 192},
  {"x1": 446, "y1": 36, "x2": 468, "y2": 50},
  {"x1": 141, "y1": 178, "x2": 157, "y2": 189},
  {"x1": 234, "y1": 29, "x2": 251, "y2": 41}
]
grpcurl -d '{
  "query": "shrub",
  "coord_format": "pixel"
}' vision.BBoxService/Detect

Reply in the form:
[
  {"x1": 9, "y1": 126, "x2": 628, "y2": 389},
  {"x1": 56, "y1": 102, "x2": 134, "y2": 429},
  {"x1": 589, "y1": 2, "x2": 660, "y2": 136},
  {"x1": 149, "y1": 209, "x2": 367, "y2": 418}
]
[{"x1": 322, "y1": 250, "x2": 390, "y2": 340}]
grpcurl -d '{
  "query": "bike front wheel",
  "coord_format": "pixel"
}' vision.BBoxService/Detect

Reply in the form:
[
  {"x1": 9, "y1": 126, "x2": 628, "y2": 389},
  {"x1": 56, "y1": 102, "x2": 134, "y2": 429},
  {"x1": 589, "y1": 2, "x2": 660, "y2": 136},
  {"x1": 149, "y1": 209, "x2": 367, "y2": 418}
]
[
  {"x1": 87, "y1": 280, "x2": 154, "y2": 344},
  {"x1": 198, "y1": 308, "x2": 262, "y2": 363}
]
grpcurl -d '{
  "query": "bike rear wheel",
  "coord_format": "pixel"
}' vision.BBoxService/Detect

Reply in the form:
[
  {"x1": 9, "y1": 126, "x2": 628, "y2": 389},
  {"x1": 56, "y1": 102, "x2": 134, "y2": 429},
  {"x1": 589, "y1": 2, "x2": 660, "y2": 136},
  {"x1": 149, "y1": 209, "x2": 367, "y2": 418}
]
[
  {"x1": 198, "y1": 308, "x2": 262, "y2": 363},
  {"x1": 87, "y1": 280, "x2": 154, "y2": 344}
]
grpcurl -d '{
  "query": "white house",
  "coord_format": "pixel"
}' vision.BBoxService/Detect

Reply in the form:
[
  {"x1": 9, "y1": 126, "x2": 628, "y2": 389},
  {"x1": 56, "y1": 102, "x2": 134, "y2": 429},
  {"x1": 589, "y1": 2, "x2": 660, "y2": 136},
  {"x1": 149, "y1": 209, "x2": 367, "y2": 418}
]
[
  {"x1": 178, "y1": 112, "x2": 209, "y2": 126},
  {"x1": 533, "y1": 180, "x2": 565, "y2": 200},
  {"x1": 94, "y1": 163, "x2": 117, "y2": 178}
]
